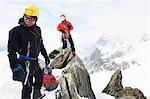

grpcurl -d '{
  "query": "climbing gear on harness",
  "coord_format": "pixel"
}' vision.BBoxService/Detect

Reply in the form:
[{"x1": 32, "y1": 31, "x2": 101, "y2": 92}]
[
  {"x1": 55, "y1": 90, "x2": 62, "y2": 99},
  {"x1": 24, "y1": 60, "x2": 30, "y2": 86}
]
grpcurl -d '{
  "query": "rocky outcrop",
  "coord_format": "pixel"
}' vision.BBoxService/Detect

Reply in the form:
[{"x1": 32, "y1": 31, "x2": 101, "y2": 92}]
[
  {"x1": 50, "y1": 48, "x2": 72, "y2": 69},
  {"x1": 50, "y1": 48, "x2": 96, "y2": 99},
  {"x1": 102, "y1": 70, "x2": 146, "y2": 99},
  {"x1": 102, "y1": 70, "x2": 123, "y2": 96}
]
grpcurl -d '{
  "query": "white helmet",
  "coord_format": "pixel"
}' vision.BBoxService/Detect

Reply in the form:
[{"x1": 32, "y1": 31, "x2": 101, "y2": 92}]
[{"x1": 60, "y1": 14, "x2": 66, "y2": 21}]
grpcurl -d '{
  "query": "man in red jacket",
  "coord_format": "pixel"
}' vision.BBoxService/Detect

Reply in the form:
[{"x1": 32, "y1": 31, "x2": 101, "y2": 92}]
[{"x1": 57, "y1": 14, "x2": 75, "y2": 55}]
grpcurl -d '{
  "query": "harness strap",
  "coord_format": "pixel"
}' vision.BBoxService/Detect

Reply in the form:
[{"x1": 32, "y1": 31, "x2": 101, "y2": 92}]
[{"x1": 19, "y1": 55, "x2": 37, "y2": 60}]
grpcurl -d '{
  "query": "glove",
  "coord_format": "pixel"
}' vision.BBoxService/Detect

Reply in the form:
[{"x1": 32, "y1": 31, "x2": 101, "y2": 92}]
[
  {"x1": 44, "y1": 66, "x2": 52, "y2": 74},
  {"x1": 45, "y1": 56, "x2": 50, "y2": 66},
  {"x1": 66, "y1": 24, "x2": 71, "y2": 29},
  {"x1": 12, "y1": 64, "x2": 26, "y2": 82}
]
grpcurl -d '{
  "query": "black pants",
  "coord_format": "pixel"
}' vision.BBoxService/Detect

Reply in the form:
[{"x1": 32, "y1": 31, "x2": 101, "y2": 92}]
[
  {"x1": 19, "y1": 60, "x2": 43, "y2": 99},
  {"x1": 62, "y1": 35, "x2": 75, "y2": 52}
]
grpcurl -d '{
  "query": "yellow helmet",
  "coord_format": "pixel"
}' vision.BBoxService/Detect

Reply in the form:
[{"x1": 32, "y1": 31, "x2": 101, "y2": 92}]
[{"x1": 24, "y1": 4, "x2": 40, "y2": 17}]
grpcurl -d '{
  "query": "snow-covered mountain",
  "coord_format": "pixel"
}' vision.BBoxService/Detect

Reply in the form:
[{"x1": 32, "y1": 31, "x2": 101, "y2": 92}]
[
  {"x1": 140, "y1": 33, "x2": 150, "y2": 42},
  {"x1": 81, "y1": 33, "x2": 150, "y2": 98},
  {"x1": 83, "y1": 33, "x2": 150, "y2": 73}
]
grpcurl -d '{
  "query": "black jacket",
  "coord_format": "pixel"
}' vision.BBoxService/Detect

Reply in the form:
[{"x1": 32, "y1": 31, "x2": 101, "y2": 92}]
[{"x1": 8, "y1": 18, "x2": 48, "y2": 68}]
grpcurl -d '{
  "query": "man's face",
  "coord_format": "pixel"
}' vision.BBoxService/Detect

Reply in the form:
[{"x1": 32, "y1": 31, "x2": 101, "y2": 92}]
[
  {"x1": 60, "y1": 16, "x2": 66, "y2": 22},
  {"x1": 24, "y1": 15, "x2": 36, "y2": 27}
]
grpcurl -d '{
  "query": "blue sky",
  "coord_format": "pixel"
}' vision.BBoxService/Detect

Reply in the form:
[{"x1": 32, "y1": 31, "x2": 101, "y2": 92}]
[{"x1": 0, "y1": 0, "x2": 149, "y2": 51}]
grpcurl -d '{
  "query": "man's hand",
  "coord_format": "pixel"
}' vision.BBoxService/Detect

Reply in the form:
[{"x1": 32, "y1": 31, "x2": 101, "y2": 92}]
[
  {"x1": 66, "y1": 24, "x2": 71, "y2": 29},
  {"x1": 45, "y1": 57, "x2": 50, "y2": 65},
  {"x1": 12, "y1": 64, "x2": 26, "y2": 82},
  {"x1": 59, "y1": 29, "x2": 66, "y2": 33}
]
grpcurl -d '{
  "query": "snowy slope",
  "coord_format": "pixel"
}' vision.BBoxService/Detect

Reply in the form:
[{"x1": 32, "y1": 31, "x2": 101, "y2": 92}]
[
  {"x1": 83, "y1": 36, "x2": 150, "y2": 98},
  {"x1": 1, "y1": 38, "x2": 150, "y2": 98},
  {"x1": 1, "y1": 40, "x2": 150, "y2": 98},
  {"x1": 1, "y1": 35, "x2": 150, "y2": 99},
  {"x1": 0, "y1": 51, "x2": 22, "y2": 99},
  {"x1": 0, "y1": 50, "x2": 114, "y2": 99}
]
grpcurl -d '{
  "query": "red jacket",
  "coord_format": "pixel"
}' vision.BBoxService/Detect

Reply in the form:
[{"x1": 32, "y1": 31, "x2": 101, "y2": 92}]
[{"x1": 57, "y1": 20, "x2": 73, "y2": 34}]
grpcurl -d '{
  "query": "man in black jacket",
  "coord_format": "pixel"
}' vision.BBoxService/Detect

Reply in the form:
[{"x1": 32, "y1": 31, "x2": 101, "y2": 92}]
[{"x1": 7, "y1": 4, "x2": 50, "y2": 99}]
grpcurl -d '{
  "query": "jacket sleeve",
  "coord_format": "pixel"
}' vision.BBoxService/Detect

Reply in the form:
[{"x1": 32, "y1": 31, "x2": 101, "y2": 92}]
[
  {"x1": 57, "y1": 23, "x2": 62, "y2": 31},
  {"x1": 38, "y1": 28, "x2": 49, "y2": 58},
  {"x1": 67, "y1": 21, "x2": 73, "y2": 30},
  {"x1": 40, "y1": 38, "x2": 49, "y2": 58},
  {"x1": 7, "y1": 28, "x2": 20, "y2": 69}
]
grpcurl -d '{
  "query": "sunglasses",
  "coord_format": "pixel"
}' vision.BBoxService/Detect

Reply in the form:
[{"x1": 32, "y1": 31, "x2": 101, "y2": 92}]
[{"x1": 24, "y1": 16, "x2": 36, "y2": 21}]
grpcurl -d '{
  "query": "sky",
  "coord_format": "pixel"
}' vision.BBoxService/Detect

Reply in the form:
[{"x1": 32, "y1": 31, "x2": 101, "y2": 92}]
[{"x1": 0, "y1": 0, "x2": 149, "y2": 51}]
